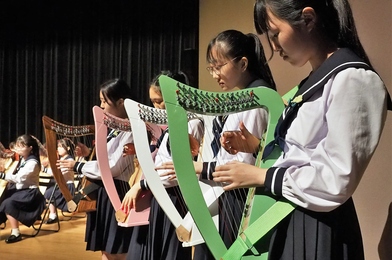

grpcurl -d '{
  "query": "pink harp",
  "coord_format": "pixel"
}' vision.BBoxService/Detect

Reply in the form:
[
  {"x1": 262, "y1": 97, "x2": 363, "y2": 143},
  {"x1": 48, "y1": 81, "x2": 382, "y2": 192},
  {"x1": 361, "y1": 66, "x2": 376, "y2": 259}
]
[{"x1": 92, "y1": 106, "x2": 151, "y2": 227}]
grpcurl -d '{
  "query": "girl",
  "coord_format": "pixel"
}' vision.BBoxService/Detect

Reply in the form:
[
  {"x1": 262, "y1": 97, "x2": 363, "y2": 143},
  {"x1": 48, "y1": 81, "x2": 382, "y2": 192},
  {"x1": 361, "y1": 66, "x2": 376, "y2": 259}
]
[
  {"x1": 0, "y1": 134, "x2": 46, "y2": 243},
  {"x1": 197, "y1": 29, "x2": 276, "y2": 259},
  {"x1": 214, "y1": 1, "x2": 391, "y2": 259},
  {"x1": 158, "y1": 29, "x2": 277, "y2": 259},
  {"x1": 44, "y1": 138, "x2": 76, "y2": 224},
  {"x1": 123, "y1": 71, "x2": 204, "y2": 260},
  {"x1": 59, "y1": 78, "x2": 134, "y2": 260}
]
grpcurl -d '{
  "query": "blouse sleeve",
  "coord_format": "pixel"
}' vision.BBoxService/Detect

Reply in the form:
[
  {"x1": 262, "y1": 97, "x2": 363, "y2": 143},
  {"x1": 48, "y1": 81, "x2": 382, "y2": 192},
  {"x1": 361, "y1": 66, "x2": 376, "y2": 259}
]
[
  {"x1": 265, "y1": 68, "x2": 388, "y2": 212},
  {"x1": 75, "y1": 131, "x2": 135, "y2": 181},
  {"x1": 188, "y1": 118, "x2": 204, "y2": 144},
  {"x1": 220, "y1": 108, "x2": 267, "y2": 164},
  {"x1": 201, "y1": 107, "x2": 268, "y2": 179}
]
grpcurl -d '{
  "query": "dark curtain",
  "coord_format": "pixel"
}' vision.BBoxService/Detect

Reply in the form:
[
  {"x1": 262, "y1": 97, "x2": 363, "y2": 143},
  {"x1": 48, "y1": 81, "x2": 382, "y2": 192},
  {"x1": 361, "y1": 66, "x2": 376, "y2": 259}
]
[{"x1": 0, "y1": 0, "x2": 199, "y2": 146}]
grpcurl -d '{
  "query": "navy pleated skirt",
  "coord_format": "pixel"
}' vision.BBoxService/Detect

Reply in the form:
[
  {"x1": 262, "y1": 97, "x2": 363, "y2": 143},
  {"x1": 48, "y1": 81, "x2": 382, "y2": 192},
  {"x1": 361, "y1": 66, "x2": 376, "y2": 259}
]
[
  {"x1": 127, "y1": 187, "x2": 192, "y2": 260},
  {"x1": 268, "y1": 197, "x2": 364, "y2": 260},
  {"x1": 0, "y1": 185, "x2": 46, "y2": 227},
  {"x1": 85, "y1": 179, "x2": 132, "y2": 254},
  {"x1": 194, "y1": 195, "x2": 363, "y2": 260},
  {"x1": 193, "y1": 187, "x2": 248, "y2": 260}
]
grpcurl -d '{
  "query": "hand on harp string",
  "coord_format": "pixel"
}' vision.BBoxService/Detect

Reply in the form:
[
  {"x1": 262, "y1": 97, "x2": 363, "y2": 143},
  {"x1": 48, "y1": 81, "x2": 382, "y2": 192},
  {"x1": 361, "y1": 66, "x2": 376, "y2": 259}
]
[
  {"x1": 75, "y1": 142, "x2": 92, "y2": 159},
  {"x1": 56, "y1": 159, "x2": 75, "y2": 173},
  {"x1": 220, "y1": 121, "x2": 261, "y2": 155},
  {"x1": 120, "y1": 179, "x2": 141, "y2": 213},
  {"x1": 155, "y1": 133, "x2": 201, "y2": 181},
  {"x1": 159, "y1": 73, "x2": 287, "y2": 259},
  {"x1": 93, "y1": 106, "x2": 151, "y2": 227},
  {"x1": 154, "y1": 162, "x2": 176, "y2": 181},
  {"x1": 122, "y1": 143, "x2": 136, "y2": 157},
  {"x1": 212, "y1": 161, "x2": 267, "y2": 191},
  {"x1": 124, "y1": 97, "x2": 206, "y2": 248}
]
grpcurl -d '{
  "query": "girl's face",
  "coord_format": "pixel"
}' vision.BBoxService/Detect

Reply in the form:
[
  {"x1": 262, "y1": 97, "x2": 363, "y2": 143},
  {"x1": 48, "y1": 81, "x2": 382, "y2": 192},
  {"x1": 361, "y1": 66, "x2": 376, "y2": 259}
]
[
  {"x1": 149, "y1": 86, "x2": 165, "y2": 109},
  {"x1": 15, "y1": 142, "x2": 32, "y2": 159},
  {"x1": 57, "y1": 144, "x2": 68, "y2": 157},
  {"x1": 99, "y1": 91, "x2": 125, "y2": 118},
  {"x1": 266, "y1": 9, "x2": 313, "y2": 68},
  {"x1": 207, "y1": 47, "x2": 244, "y2": 92}
]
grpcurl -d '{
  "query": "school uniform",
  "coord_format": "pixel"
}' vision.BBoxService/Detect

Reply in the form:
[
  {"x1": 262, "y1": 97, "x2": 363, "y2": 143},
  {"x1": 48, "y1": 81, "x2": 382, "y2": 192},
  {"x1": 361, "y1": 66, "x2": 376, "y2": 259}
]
[
  {"x1": 127, "y1": 118, "x2": 204, "y2": 260},
  {"x1": 194, "y1": 79, "x2": 270, "y2": 260},
  {"x1": 73, "y1": 130, "x2": 134, "y2": 254},
  {"x1": 0, "y1": 155, "x2": 46, "y2": 227},
  {"x1": 263, "y1": 48, "x2": 390, "y2": 259},
  {"x1": 44, "y1": 155, "x2": 75, "y2": 211}
]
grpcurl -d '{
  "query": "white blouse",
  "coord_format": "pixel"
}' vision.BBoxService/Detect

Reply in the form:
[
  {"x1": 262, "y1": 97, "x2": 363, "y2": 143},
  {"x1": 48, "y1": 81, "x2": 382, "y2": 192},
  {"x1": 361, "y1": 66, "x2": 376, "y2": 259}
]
[
  {"x1": 5, "y1": 157, "x2": 41, "y2": 189},
  {"x1": 269, "y1": 68, "x2": 388, "y2": 212},
  {"x1": 80, "y1": 131, "x2": 135, "y2": 182},
  {"x1": 155, "y1": 118, "x2": 205, "y2": 188}
]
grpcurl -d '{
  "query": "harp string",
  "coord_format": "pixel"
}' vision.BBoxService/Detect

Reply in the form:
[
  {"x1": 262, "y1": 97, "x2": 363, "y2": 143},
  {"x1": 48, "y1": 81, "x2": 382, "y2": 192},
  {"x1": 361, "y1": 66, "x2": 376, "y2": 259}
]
[
  {"x1": 138, "y1": 104, "x2": 197, "y2": 217},
  {"x1": 101, "y1": 110, "x2": 135, "y2": 204},
  {"x1": 160, "y1": 75, "x2": 283, "y2": 259},
  {"x1": 173, "y1": 83, "x2": 259, "y2": 245},
  {"x1": 0, "y1": 144, "x2": 19, "y2": 203},
  {"x1": 42, "y1": 116, "x2": 95, "y2": 212},
  {"x1": 129, "y1": 100, "x2": 204, "y2": 243},
  {"x1": 94, "y1": 107, "x2": 150, "y2": 227},
  {"x1": 191, "y1": 101, "x2": 256, "y2": 246},
  {"x1": 55, "y1": 132, "x2": 94, "y2": 204}
]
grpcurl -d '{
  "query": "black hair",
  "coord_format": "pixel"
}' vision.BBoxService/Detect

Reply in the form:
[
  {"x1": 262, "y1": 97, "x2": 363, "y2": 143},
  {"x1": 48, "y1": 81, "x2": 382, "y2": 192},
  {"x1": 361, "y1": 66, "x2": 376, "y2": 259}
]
[
  {"x1": 16, "y1": 134, "x2": 41, "y2": 167},
  {"x1": 150, "y1": 70, "x2": 190, "y2": 95},
  {"x1": 151, "y1": 70, "x2": 189, "y2": 87},
  {"x1": 206, "y1": 29, "x2": 276, "y2": 90},
  {"x1": 100, "y1": 78, "x2": 133, "y2": 106},
  {"x1": 254, "y1": 0, "x2": 372, "y2": 67}
]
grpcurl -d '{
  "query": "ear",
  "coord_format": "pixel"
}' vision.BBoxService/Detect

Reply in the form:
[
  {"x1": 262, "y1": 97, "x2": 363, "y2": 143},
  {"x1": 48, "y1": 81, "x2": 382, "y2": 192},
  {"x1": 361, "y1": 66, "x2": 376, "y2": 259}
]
[
  {"x1": 117, "y1": 98, "x2": 124, "y2": 106},
  {"x1": 302, "y1": 7, "x2": 316, "y2": 31},
  {"x1": 239, "y1": 57, "x2": 248, "y2": 72}
]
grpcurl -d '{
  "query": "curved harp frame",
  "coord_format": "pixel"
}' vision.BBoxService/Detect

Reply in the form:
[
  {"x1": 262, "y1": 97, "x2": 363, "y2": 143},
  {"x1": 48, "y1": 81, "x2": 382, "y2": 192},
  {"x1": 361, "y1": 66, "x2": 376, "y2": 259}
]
[
  {"x1": 125, "y1": 99, "x2": 211, "y2": 245},
  {"x1": 92, "y1": 106, "x2": 150, "y2": 227},
  {"x1": 42, "y1": 116, "x2": 95, "y2": 212},
  {"x1": 0, "y1": 155, "x2": 19, "y2": 202},
  {"x1": 159, "y1": 75, "x2": 296, "y2": 259}
]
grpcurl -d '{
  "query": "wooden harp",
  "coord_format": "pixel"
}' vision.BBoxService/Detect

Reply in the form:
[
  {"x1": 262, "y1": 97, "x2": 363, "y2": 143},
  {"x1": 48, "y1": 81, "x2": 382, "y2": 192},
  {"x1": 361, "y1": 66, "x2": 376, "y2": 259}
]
[
  {"x1": 42, "y1": 116, "x2": 96, "y2": 212},
  {"x1": 0, "y1": 148, "x2": 19, "y2": 204}
]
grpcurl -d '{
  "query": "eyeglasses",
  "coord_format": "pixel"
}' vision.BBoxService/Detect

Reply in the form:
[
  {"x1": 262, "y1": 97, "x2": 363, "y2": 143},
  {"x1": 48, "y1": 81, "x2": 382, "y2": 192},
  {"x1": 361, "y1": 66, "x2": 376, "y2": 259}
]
[{"x1": 206, "y1": 57, "x2": 241, "y2": 76}]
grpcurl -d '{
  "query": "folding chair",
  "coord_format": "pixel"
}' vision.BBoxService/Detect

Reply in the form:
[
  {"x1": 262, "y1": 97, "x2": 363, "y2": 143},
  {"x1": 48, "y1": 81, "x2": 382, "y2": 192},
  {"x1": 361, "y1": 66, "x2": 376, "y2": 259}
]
[{"x1": 27, "y1": 177, "x2": 60, "y2": 237}]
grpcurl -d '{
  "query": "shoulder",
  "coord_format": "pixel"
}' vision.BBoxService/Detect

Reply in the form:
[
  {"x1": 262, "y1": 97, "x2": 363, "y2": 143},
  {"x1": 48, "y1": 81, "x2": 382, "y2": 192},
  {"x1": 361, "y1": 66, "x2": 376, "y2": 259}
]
[
  {"x1": 188, "y1": 117, "x2": 204, "y2": 127},
  {"x1": 247, "y1": 78, "x2": 269, "y2": 88},
  {"x1": 25, "y1": 155, "x2": 39, "y2": 164},
  {"x1": 325, "y1": 68, "x2": 387, "y2": 109},
  {"x1": 332, "y1": 67, "x2": 384, "y2": 90},
  {"x1": 66, "y1": 155, "x2": 75, "y2": 161}
]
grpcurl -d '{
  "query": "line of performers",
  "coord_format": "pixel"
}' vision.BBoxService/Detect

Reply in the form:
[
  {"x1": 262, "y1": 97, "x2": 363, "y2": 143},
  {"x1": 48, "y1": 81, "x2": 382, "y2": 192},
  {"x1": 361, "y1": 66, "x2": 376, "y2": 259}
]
[{"x1": 1, "y1": 2, "x2": 391, "y2": 259}]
